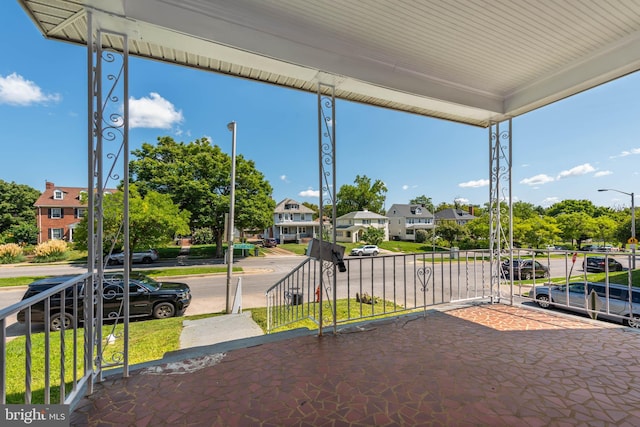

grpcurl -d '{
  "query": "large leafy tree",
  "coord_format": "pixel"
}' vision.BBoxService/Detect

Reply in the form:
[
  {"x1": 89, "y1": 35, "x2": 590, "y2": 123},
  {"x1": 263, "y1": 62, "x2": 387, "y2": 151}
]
[
  {"x1": 555, "y1": 212, "x2": 596, "y2": 247},
  {"x1": 0, "y1": 180, "x2": 40, "y2": 243},
  {"x1": 409, "y1": 195, "x2": 434, "y2": 213},
  {"x1": 336, "y1": 175, "x2": 387, "y2": 217},
  {"x1": 129, "y1": 136, "x2": 274, "y2": 257},
  {"x1": 513, "y1": 216, "x2": 561, "y2": 248},
  {"x1": 74, "y1": 185, "x2": 191, "y2": 261},
  {"x1": 546, "y1": 199, "x2": 611, "y2": 218}
]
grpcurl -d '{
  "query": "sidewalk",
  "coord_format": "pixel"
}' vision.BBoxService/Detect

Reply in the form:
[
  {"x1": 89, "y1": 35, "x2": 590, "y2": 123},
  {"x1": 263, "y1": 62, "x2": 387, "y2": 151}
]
[{"x1": 179, "y1": 311, "x2": 264, "y2": 348}]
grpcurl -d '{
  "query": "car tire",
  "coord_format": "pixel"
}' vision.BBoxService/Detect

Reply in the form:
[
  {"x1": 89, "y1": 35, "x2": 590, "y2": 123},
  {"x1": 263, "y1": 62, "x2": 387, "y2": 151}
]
[
  {"x1": 535, "y1": 295, "x2": 551, "y2": 309},
  {"x1": 153, "y1": 302, "x2": 175, "y2": 319},
  {"x1": 524, "y1": 272, "x2": 532, "y2": 280},
  {"x1": 372, "y1": 251, "x2": 378, "y2": 256},
  {"x1": 625, "y1": 314, "x2": 640, "y2": 328},
  {"x1": 50, "y1": 312, "x2": 73, "y2": 331}
]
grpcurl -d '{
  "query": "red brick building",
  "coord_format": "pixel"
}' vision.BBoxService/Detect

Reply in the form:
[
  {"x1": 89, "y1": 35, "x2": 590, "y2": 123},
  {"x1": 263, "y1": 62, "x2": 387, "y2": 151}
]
[{"x1": 34, "y1": 181, "x2": 116, "y2": 243}]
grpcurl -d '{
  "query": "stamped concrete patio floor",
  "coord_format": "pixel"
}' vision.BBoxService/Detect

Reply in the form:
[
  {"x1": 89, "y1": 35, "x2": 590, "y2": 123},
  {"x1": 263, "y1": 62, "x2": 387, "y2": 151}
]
[{"x1": 71, "y1": 303, "x2": 640, "y2": 426}]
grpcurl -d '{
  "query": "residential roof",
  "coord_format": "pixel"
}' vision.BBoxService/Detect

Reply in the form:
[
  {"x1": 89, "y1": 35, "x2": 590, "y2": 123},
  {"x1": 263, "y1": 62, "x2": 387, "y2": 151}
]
[
  {"x1": 337, "y1": 210, "x2": 388, "y2": 220},
  {"x1": 34, "y1": 181, "x2": 117, "y2": 208},
  {"x1": 273, "y1": 198, "x2": 315, "y2": 214},
  {"x1": 434, "y1": 208, "x2": 476, "y2": 221},
  {"x1": 387, "y1": 204, "x2": 434, "y2": 218},
  {"x1": 18, "y1": 1, "x2": 640, "y2": 128}
]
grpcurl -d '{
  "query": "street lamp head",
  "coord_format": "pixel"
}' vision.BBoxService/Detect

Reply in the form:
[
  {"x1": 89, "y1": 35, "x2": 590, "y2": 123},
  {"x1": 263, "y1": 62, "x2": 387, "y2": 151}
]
[
  {"x1": 227, "y1": 121, "x2": 235, "y2": 132},
  {"x1": 597, "y1": 189, "x2": 607, "y2": 192}
]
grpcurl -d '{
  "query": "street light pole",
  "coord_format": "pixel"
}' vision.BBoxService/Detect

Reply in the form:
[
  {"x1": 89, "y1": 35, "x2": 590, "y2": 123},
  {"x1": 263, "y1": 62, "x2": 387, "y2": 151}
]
[
  {"x1": 226, "y1": 121, "x2": 237, "y2": 313},
  {"x1": 599, "y1": 188, "x2": 636, "y2": 269}
]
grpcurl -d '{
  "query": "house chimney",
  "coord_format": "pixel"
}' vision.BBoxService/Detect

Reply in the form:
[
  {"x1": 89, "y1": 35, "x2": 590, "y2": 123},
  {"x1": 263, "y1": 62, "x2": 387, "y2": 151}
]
[
  {"x1": 468, "y1": 206, "x2": 474, "y2": 216},
  {"x1": 45, "y1": 181, "x2": 55, "y2": 190}
]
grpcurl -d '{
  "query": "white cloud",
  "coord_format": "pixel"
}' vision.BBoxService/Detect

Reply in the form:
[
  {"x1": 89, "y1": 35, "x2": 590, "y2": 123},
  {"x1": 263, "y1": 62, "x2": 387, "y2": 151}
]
[
  {"x1": 610, "y1": 148, "x2": 640, "y2": 159},
  {"x1": 520, "y1": 174, "x2": 554, "y2": 186},
  {"x1": 458, "y1": 179, "x2": 489, "y2": 188},
  {"x1": 129, "y1": 92, "x2": 183, "y2": 129},
  {"x1": 280, "y1": 175, "x2": 290, "y2": 183},
  {"x1": 402, "y1": 185, "x2": 409, "y2": 190},
  {"x1": 542, "y1": 197, "x2": 559, "y2": 207},
  {"x1": 556, "y1": 163, "x2": 595, "y2": 179},
  {"x1": 454, "y1": 197, "x2": 469, "y2": 204},
  {"x1": 0, "y1": 73, "x2": 61, "y2": 106},
  {"x1": 298, "y1": 188, "x2": 319, "y2": 198},
  {"x1": 594, "y1": 170, "x2": 612, "y2": 177}
]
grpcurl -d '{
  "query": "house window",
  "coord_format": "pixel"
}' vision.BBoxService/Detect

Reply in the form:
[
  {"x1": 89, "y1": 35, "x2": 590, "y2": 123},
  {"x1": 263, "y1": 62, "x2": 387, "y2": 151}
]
[
  {"x1": 378, "y1": 219, "x2": 385, "y2": 224},
  {"x1": 407, "y1": 229, "x2": 414, "y2": 235},
  {"x1": 50, "y1": 208, "x2": 62, "y2": 219},
  {"x1": 50, "y1": 228, "x2": 64, "y2": 240},
  {"x1": 53, "y1": 190, "x2": 64, "y2": 200},
  {"x1": 75, "y1": 208, "x2": 86, "y2": 218},
  {"x1": 362, "y1": 219, "x2": 371, "y2": 224},
  {"x1": 299, "y1": 227, "x2": 307, "y2": 233}
]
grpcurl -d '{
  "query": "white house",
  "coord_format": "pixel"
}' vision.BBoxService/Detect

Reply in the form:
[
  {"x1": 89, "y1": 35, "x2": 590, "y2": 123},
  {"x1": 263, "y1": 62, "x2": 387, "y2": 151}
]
[
  {"x1": 335, "y1": 209, "x2": 389, "y2": 243},
  {"x1": 386, "y1": 204, "x2": 435, "y2": 241},
  {"x1": 265, "y1": 198, "x2": 320, "y2": 243}
]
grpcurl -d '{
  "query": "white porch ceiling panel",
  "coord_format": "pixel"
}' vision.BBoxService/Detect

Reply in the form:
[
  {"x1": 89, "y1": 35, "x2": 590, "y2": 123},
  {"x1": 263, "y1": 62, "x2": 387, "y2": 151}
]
[{"x1": 18, "y1": 0, "x2": 640, "y2": 127}]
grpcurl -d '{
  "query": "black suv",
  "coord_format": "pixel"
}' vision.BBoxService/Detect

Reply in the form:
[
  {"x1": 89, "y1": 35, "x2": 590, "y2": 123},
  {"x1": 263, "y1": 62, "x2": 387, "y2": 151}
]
[
  {"x1": 17, "y1": 272, "x2": 192, "y2": 331},
  {"x1": 582, "y1": 257, "x2": 623, "y2": 273}
]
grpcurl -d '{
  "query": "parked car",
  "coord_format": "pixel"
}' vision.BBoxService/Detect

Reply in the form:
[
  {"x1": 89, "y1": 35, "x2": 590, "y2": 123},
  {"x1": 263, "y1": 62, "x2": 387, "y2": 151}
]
[
  {"x1": 107, "y1": 249, "x2": 159, "y2": 265},
  {"x1": 582, "y1": 256, "x2": 623, "y2": 273},
  {"x1": 263, "y1": 238, "x2": 278, "y2": 248},
  {"x1": 350, "y1": 245, "x2": 379, "y2": 256},
  {"x1": 530, "y1": 281, "x2": 640, "y2": 328},
  {"x1": 17, "y1": 272, "x2": 191, "y2": 331},
  {"x1": 501, "y1": 259, "x2": 549, "y2": 280}
]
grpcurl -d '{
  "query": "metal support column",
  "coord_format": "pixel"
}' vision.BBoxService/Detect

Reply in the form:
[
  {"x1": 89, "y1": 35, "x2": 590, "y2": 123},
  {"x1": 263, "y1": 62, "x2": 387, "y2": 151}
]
[
  {"x1": 317, "y1": 83, "x2": 337, "y2": 336},
  {"x1": 488, "y1": 120, "x2": 513, "y2": 304},
  {"x1": 88, "y1": 11, "x2": 130, "y2": 381}
]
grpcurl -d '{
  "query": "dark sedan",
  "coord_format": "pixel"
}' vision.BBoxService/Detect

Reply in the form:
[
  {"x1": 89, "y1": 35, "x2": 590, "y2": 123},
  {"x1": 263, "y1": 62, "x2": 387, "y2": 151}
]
[
  {"x1": 501, "y1": 259, "x2": 549, "y2": 280},
  {"x1": 582, "y1": 256, "x2": 623, "y2": 273}
]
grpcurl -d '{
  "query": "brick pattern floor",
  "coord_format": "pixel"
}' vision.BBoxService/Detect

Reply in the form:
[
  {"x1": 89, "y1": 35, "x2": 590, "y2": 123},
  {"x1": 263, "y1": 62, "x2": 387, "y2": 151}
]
[{"x1": 71, "y1": 304, "x2": 640, "y2": 426}]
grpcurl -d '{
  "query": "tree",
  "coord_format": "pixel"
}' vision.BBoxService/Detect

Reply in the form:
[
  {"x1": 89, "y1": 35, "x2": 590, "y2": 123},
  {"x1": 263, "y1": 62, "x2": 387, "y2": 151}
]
[
  {"x1": 593, "y1": 215, "x2": 619, "y2": 246},
  {"x1": 74, "y1": 185, "x2": 191, "y2": 262},
  {"x1": 129, "y1": 136, "x2": 275, "y2": 257},
  {"x1": 513, "y1": 216, "x2": 561, "y2": 248},
  {"x1": 409, "y1": 195, "x2": 434, "y2": 213},
  {"x1": 545, "y1": 199, "x2": 611, "y2": 218},
  {"x1": 555, "y1": 212, "x2": 596, "y2": 248},
  {"x1": 513, "y1": 201, "x2": 544, "y2": 220},
  {"x1": 302, "y1": 202, "x2": 319, "y2": 220},
  {"x1": 335, "y1": 175, "x2": 387, "y2": 217},
  {"x1": 361, "y1": 226, "x2": 384, "y2": 245},
  {"x1": 0, "y1": 180, "x2": 40, "y2": 242},
  {"x1": 435, "y1": 221, "x2": 468, "y2": 246}
]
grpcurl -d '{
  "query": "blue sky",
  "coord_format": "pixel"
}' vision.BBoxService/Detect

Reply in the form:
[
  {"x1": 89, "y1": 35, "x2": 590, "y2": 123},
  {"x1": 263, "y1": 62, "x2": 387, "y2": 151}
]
[{"x1": 2, "y1": 1, "x2": 639, "y2": 211}]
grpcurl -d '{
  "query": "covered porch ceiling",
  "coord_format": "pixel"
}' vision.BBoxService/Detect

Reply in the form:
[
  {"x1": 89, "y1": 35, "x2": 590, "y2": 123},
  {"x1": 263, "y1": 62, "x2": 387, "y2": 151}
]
[{"x1": 18, "y1": 0, "x2": 640, "y2": 127}]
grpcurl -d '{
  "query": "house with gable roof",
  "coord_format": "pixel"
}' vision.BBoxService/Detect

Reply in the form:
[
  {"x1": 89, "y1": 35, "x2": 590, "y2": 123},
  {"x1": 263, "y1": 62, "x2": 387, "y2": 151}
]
[
  {"x1": 335, "y1": 209, "x2": 389, "y2": 243},
  {"x1": 265, "y1": 198, "x2": 320, "y2": 243},
  {"x1": 34, "y1": 181, "x2": 115, "y2": 243},
  {"x1": 386, "y1": 203, "x2": 435, "y2": 241},
  {"x1": 434, "y1": 208, "x2": 477, "y2": 226}
]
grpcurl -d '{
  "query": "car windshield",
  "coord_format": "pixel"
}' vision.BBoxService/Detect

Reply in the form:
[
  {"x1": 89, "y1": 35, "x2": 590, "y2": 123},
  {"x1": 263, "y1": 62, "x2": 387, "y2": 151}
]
[{"x1": 131, "y1": 273, "x2": 159, "y2": 290}]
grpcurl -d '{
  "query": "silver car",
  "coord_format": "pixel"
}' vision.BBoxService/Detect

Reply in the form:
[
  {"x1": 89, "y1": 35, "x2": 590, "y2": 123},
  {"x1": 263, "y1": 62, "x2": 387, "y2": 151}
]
[
  {"x1": 530, "y1": 281, "x2": 640, "y2": 328},
  {"x1": 107, "y1": 249, "x2": 159, "y2": 265}
]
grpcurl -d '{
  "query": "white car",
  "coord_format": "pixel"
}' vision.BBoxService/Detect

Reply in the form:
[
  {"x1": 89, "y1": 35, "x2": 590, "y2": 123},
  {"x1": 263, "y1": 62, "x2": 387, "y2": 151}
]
[
  {"x1": 350, "y1": 245, "x2": 379, "y2": 256},
  {"x1": 107, "y1": 249, "x2": 159, "y2": 265}
]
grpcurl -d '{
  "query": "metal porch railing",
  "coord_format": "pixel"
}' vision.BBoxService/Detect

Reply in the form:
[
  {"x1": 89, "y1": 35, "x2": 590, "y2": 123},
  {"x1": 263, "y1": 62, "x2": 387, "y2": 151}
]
[{"x1": 265, "y1": 250, "x2": 495, "y2": 333}]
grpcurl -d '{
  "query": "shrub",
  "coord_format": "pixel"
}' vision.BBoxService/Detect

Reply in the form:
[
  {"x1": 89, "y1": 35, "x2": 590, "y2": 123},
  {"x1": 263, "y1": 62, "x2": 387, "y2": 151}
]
[
  {"x1": 32, "y1": 240, "x2": 69, "y2": 263},
  {"x1": 0, "y1": 243, "x2": 25, "y2": 264},
  {"x1": 191, "y1": 228, "x2": 214, "y2": 245}
]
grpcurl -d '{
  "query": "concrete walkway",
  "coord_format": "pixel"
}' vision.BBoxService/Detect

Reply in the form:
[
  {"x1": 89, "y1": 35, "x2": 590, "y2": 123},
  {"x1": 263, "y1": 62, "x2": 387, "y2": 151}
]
[{"x1": 179, "y1": 311, "x2": 264, "y2": 348}]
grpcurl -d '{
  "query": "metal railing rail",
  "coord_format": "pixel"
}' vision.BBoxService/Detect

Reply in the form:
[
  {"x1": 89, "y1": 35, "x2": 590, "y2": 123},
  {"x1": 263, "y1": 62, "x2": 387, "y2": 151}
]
[
  {"x1": 266, "y1": 250, "x2": 495, "y2": 333},
  {"x1": 0, "y1": 273, "x2": 94, "y2": 405}
]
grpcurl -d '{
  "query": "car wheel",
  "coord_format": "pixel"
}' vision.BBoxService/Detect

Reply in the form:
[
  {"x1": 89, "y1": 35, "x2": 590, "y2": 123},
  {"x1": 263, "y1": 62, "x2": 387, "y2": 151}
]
[
  {"x1": 153, "y1": 302, "x2": 175, "y2": 319},
  {"x1": 535, "y1": 294, "x2": 551, "y2": 309},
  {"x1": 625, "y1": 314, "x2": 640, "y2": 328},
  {"x1": 50, "y1": 312, "x2": 73, "y2": 331},
  {"x1": 524, "y1": 272, "x2": 532, "y2": 280},
  {"x1": 372, "y1": 251, "x2": 379, "y2": 256},
  {"x1": 543, "y1": 271, "x2": 550, "y2": 279}
]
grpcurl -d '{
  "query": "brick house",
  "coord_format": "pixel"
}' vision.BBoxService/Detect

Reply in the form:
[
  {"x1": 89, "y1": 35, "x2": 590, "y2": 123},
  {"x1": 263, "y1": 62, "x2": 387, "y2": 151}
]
[{"x1": 34, "y1": 181, "x2": 115, "y2": 243}]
